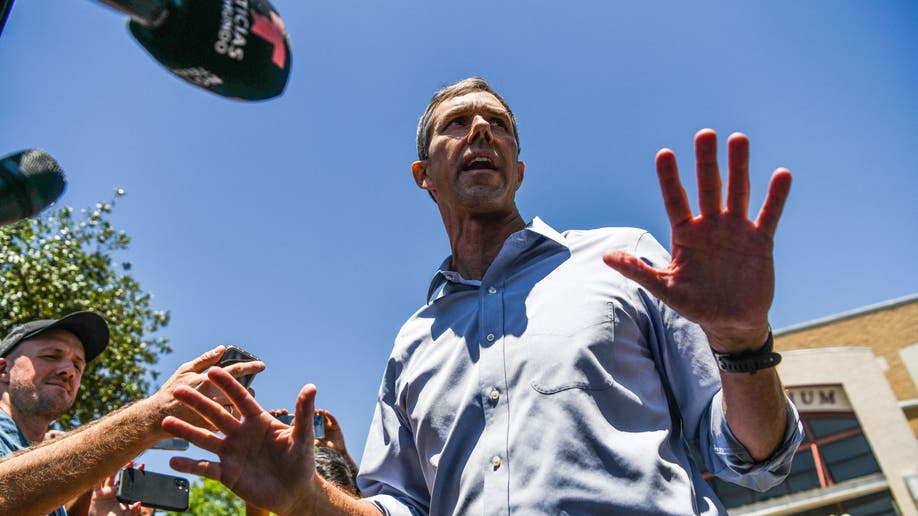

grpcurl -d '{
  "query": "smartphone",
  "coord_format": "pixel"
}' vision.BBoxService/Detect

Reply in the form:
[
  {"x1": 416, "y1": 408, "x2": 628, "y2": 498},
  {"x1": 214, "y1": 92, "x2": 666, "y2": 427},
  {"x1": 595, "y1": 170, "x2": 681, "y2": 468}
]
[
  {"x1": 218, "y1": 345, "x2": 260, "y2": 388},
  {"x1": 149, "y1": 437, "x2": 189, "y2": 451},
  {"x1": 273, "y1": 412, "x2": 325, "y2": 439},
  {"x1": 116, "y1": 468, "x2": 190, "y2": 512}
]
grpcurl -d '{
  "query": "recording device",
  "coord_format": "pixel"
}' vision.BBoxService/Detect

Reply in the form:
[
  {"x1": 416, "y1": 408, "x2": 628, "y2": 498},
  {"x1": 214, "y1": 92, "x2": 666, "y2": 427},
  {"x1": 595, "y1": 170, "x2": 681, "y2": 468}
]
[
  {"x1": 150, "y1": 437, "x2": 189, "y2": 450},
  {"x1": 217, "y1": 345, "x2": 260, "y2": 388},
  {"x1": 0, "y1": 0, "x2": 14, "y2": 37},
  {"x1": 274, "y1": 412, "x2": 325, "y2": 439},
  {"x1": 0, "y1": 149, "x2": 66, "y2": 227},
  {"x1": 94, "y1": 0, "x2": 291, "y2": 101},
  {"x1": 116, "y1": 468, "x2": 190, "y2": 512}
]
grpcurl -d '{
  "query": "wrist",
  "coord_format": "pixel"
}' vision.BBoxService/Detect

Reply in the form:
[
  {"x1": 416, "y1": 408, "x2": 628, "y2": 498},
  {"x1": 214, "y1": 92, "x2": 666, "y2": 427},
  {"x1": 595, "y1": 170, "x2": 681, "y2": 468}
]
[
  {"x1": 704, "y1": 323, "x2": 771, "y2": 354},
  {"x1": 135, "y1": 396, "x2": 172, "y2": 441},
  {"x1": 711, "y1": 328, "x2": 782, "y2": 374}
]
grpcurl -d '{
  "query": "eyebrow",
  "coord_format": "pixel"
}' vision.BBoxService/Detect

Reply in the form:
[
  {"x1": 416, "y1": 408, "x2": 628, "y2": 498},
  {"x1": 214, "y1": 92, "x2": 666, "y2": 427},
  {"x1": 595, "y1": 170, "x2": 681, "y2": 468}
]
[{"x1": 438, "y1": 104, "x2": 511, "y2": 125}]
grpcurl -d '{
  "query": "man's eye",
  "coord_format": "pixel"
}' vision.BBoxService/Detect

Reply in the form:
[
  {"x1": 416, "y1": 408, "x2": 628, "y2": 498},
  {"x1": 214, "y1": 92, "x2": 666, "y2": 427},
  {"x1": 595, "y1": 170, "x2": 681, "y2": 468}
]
[
  {"x1": 446, "y1": 117, "x2": 468, "y2": 128},
  {"x1": 490, "y1": 118, "x2": 507, "y2": 129}
]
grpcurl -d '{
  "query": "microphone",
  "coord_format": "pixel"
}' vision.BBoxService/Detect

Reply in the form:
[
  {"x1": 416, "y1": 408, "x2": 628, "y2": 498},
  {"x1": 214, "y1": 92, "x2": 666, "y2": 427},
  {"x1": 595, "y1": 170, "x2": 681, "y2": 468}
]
[
  {"x1": 0, "y1": 150, "x2": 67, "y2": 227},
  {"x1": 0, "y1": 0, "x2": 14, "y2": 37},
  {"x1": 95, "y1": 0, "x2": 291, "y2": 101}
]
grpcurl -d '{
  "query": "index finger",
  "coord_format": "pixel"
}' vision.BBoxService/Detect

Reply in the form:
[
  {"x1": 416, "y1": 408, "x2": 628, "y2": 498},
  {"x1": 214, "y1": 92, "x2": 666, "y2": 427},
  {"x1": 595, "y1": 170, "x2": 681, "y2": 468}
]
[
  {"x1": 656, "y1": 148, "x2": 693, "y2": 226},
  {"x1": 207, "y1": 367, "x2": 268, "y2": 420}
]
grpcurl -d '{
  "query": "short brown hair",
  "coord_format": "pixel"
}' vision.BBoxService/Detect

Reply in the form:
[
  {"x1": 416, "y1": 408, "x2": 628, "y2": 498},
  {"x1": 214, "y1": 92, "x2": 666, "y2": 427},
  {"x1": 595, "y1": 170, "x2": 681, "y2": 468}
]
[{"x1": 415, "y1": 77, "x2": 520, "y2": 160}]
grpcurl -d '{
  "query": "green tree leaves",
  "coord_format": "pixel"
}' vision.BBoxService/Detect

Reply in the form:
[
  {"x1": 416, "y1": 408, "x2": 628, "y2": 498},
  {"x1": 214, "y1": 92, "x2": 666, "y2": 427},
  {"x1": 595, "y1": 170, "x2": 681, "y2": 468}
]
[
  {"x1": 185, "y1": 478, "x2": 246, "y2": 515},
  {"x1": 0, "y1": 189, "x2": 171, "y2": 428}
]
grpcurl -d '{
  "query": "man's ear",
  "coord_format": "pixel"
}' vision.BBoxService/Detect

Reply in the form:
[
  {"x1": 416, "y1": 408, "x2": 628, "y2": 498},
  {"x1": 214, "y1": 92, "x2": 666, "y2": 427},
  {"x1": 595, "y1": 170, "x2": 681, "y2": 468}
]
[
  {"x1": 412, "y1": 160, "x2": 431, "y2": 190},
  {"x1": 515, "y1": 161, "x2": 526, "y2": 190}
]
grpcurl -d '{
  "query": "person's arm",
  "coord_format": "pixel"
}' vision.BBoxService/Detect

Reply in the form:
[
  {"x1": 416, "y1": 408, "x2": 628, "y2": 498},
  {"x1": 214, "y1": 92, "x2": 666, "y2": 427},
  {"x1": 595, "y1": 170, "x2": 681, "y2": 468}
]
[
  {"x1": 163, "y1": 367, "x2": 381, "y2": 516},
  {"x1": 0, "y1": 346, "x2": 265, "y2": 516},
  {"x1": 603, "y1": 129, "x2": 791, "y2": 460}
]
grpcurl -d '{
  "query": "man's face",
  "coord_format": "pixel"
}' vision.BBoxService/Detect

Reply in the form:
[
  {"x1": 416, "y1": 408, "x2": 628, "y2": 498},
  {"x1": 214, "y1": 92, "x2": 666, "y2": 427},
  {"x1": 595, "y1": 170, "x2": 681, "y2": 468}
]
[
  {"x1": 413, "y1": 91, "x2": 525, "y2": 215},
  {"x1": 0, "y1": 329, "x2": 86, "y2": 420}
]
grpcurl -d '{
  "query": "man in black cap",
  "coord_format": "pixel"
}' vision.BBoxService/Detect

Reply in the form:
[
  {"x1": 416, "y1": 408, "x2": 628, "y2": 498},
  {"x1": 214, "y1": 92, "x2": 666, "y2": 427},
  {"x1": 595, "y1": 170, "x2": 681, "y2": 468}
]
[
  {"x1": 0, "y1": 311, "x2": 109, "y2": 458},
  {"x1": 0, "y1": 311, "x2": 142, "y2": 515},
  {"x1": 0, "y1": 325, "x2": 264, "y2": 516}
]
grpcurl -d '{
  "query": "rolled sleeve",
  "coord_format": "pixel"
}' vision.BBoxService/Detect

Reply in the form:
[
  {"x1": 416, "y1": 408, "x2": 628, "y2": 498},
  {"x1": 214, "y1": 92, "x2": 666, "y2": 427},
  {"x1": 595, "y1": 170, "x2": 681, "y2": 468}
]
[{"x1": 700, "y1": 391, "x2": 804, "y2": 491}]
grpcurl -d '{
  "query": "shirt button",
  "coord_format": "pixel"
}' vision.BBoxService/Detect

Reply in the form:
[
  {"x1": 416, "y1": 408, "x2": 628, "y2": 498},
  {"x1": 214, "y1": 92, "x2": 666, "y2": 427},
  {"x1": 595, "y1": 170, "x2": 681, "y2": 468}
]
[
  {"x1": 486, "y1": 333, "x2": 495, "y2": 342},
  {"x1": 491, "y1": 456, "x2": 502, "y2": 468},
  {"x1": 488, "y1": 286, "x2": 497, "y2": 294},
  {"x1": 489, "y1": 389, "x2": 500, "y2": 401}
]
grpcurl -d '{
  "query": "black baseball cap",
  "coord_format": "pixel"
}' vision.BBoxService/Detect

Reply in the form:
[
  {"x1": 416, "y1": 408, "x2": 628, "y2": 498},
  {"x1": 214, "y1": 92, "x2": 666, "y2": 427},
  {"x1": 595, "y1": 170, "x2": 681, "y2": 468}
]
[{"x1": 0, "y1": 312, "x2": 109, "y2": 362}]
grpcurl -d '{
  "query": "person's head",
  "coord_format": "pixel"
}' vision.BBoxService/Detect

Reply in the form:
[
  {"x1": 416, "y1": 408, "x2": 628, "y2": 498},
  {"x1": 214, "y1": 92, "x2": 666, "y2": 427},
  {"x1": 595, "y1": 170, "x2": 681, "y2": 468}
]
[
  {"x1": 0, "y1": 312, "x2": 109, "y2": 423},
  {"x1": 314, "y1": 446, "x2": 360, "y2": 497},
  {"x1": 412, "y1": 77, "x2": 525, "y2": 214},
  {"x1": 416, "y1": 77, "x2": 520, "y2": 162}
]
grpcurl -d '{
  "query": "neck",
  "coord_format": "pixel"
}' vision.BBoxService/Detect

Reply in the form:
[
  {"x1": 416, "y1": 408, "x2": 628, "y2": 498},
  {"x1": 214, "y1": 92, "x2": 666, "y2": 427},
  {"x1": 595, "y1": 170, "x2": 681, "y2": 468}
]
[
  {"x1": 440, "y1": 208, "x2": 526, "y2": 281},
  {"x1": 0, "y1": 394, "x2": 51, "y2": 445}
]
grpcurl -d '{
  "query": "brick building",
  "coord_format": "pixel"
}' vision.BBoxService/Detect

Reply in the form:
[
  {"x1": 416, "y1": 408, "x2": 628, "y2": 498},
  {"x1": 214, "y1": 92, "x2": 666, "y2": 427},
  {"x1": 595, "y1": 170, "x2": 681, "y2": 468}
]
[{"x1": 711, "y1": 293, "x2": 918, "y2": 515}]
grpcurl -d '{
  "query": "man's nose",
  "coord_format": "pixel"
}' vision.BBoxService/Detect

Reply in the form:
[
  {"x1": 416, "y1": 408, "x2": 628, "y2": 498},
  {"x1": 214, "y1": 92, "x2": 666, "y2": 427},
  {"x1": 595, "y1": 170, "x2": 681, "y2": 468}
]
[
  {"x1": 56, "y1": 362, "x2": 77, "y2": 380},
  {"x1": 467, "y1": 114, "x2": 493, "y2": 144}
]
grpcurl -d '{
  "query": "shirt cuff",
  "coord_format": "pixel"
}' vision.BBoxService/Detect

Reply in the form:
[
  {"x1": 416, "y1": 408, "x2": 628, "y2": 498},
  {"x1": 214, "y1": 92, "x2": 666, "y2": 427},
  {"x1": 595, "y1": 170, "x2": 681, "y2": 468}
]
[
  {"x1": 704, "y1": 391, "x2": 804, "y2": 491},
  {"x1": 362, "y1": 494, "x2": 426, "y2": 516}
]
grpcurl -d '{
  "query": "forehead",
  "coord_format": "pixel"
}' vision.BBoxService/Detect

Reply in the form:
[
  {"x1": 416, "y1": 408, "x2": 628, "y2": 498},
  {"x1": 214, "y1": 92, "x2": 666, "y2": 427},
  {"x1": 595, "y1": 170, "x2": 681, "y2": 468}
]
[
  {"x1": 431, "y1": 91, "x2": 509, "y2": 121},
  {"x1": 17, "y1": 330, "x2": 86, "y2": 360}
]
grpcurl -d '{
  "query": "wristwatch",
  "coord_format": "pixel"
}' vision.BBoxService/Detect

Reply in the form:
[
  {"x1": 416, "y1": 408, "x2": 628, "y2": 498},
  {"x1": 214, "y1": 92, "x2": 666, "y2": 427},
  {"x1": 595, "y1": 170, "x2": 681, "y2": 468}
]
[{"x1": 712, "y1": 329, "x2": 782, "y2": 374}]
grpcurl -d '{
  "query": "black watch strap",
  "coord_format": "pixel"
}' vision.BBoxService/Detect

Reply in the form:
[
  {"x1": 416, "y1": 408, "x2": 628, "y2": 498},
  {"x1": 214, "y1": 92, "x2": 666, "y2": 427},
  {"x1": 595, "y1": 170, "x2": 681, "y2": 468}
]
[{"x1": 712, "y1": 329, "x2": 781, "y2": 374}]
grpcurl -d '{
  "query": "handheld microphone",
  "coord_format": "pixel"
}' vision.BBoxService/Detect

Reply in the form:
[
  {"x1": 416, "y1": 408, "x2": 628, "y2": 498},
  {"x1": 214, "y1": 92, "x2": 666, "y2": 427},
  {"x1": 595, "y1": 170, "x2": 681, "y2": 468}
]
[
  {"x1": 0, "y1": 150, "x2": 67, "y2": 227},
  {"x1": 96, "y1": 0, "x2": 291, "y2": 101},
  {"x1": 0, "y1": 0, "x2": 14, "y2": 37}
]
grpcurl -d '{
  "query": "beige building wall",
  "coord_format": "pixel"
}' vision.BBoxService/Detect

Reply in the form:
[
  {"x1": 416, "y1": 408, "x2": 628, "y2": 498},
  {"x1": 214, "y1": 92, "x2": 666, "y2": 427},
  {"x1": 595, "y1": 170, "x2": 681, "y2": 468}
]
[
  {"x1": 775, "y1": 295, "x2": 918, "y2": 438},
  {"x1": 779, "y1": 347, "x2": 918, "y2": 515}
]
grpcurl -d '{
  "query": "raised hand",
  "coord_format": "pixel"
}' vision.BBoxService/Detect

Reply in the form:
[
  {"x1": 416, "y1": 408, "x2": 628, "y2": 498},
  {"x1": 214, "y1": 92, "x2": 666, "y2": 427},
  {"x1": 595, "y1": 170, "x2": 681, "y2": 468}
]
[
  {"x1": 603, "y1": 129, "x2": 792, "y2": 353},
  {"x1": 313, "y1": 409, "x2": 346, "y2": 452},
  {"x1": 162, "y1": 367, "x2": 319, "y2": 515},
  {"x1": 147, "y1": 346, "x2": 266, "y2": 432},
  {"x1": 86, "y1": 462, "x2": 143, "y2": 516}
]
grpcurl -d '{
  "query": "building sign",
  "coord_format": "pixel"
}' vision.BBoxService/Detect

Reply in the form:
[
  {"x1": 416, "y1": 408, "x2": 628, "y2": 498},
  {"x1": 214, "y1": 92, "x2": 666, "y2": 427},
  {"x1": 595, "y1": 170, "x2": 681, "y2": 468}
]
[{"x1": 786, "y1": 385, "x2": 852, "y2": 413}]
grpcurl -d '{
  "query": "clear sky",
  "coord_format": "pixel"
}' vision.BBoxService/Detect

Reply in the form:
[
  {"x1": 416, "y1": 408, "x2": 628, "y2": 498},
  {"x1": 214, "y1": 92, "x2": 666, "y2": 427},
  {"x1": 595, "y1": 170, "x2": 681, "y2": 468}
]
[{"x1": 2, "y1": 0, "x2": 916, "y2": 480}]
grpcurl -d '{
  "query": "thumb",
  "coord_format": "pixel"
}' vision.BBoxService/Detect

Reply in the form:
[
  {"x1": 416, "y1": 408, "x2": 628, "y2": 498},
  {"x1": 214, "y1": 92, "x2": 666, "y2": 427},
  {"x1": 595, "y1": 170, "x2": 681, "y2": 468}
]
[{"x1": 602, "y1": 250, "x2": 666, "y2": 297}]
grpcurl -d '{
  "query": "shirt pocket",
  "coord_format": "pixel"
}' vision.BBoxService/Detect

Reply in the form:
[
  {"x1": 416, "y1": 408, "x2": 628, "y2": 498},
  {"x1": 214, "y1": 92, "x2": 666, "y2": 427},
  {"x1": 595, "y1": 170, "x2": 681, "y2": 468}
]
[{"x1": 525, "y1": 300, "x2": 620, "y2": 394}]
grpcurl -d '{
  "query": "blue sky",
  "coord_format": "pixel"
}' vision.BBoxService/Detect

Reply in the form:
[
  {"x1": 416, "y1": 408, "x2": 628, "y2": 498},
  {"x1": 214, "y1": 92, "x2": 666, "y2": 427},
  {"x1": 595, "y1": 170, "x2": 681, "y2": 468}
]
[{"x1": 2, "y1": 1, "x2": 916, "y2": 478}]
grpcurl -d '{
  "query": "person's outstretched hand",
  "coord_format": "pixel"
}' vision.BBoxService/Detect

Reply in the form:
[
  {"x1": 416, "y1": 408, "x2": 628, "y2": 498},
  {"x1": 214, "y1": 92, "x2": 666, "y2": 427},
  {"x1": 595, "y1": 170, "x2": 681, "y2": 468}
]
[
  {"x1": 603, "y1": 129, "x2": 791, "y2": 352},
  {"x1": 162, "y1": 367, "x2": 319, "y2": 516}
]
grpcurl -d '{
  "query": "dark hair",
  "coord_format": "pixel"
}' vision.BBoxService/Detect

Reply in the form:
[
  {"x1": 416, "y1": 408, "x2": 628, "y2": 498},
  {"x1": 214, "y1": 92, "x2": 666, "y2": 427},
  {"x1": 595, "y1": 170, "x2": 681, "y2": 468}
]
[
  {"x1": 416, "y1": 77, "x2": 520, "y2": 161},
  {"x1": 315, "y1": 447, "x2": 360, "y2": 497}
]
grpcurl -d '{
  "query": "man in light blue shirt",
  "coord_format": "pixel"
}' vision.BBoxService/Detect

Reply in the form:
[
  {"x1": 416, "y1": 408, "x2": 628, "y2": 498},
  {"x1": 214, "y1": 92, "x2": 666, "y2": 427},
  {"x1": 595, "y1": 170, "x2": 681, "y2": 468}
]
[
  {"x1": 161, "y1": 77, "x2": 803, "y2": 516},
  {"x1": 354, "y1": 77, "x2": 802, "y2": 515}
]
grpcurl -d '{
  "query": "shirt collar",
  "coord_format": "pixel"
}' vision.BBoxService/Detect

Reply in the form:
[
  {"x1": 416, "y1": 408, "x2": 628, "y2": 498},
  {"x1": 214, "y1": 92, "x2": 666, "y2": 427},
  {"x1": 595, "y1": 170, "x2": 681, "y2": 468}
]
[{"x1": 425, "y1": 217, "x2": 568, "y2": 303}]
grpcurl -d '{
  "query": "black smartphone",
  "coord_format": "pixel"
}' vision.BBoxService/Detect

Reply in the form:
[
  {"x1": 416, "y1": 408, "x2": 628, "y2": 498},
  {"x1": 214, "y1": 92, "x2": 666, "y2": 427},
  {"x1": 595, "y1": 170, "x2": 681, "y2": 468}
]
[
  {"x1": 274, "y1": 412, "x2": 325, "y2": 439},
  {"x1": 218, "y1": 345, "x2": 260, "y2": 388},
  {"x1": 116, "y1": 468, "x2": 190, "y2": 512}
]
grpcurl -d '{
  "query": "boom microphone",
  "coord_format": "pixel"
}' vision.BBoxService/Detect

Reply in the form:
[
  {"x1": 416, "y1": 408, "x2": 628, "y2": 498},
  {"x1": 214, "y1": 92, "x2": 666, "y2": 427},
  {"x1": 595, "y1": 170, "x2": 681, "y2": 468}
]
[
  {"x1": 0, "y1": 150, "x2": 66, "y2": 227},
  {"x1": 96, "y1": 0, "x2": 291, "y2": 101}
]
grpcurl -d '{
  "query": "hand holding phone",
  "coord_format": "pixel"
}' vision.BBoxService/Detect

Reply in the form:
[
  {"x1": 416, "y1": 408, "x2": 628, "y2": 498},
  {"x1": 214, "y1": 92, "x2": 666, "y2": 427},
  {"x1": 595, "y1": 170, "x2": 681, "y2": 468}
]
[
  {"x1": 274, "y1": 411, "x2": 325, "y2": 438},
  {"x1": 116, "y1": 468, "x2": 190, "y2": 512},
  {"x1": 217, "y1": 345, "x2": 260, "y2": 389}
]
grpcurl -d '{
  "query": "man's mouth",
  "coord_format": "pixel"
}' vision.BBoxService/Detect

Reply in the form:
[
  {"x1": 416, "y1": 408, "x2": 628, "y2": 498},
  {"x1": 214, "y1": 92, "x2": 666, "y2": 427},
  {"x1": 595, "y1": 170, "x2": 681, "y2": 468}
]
[
  {"x1": 462, "y1": 155, "x2": 497, "y2": 172},
  {"x1": 45, "y1": 381, "x2": 70, "y2": 394}
]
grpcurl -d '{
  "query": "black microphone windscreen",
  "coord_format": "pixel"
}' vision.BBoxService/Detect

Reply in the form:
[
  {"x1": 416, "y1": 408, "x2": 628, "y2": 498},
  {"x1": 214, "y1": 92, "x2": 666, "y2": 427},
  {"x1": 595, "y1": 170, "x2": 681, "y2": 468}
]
[
  {"x1": 0, "y1": 149, "x2": 67, "y2": 227},
  {"x1": 128, "y1": 0, "x2": 291, "y2": 101}
]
